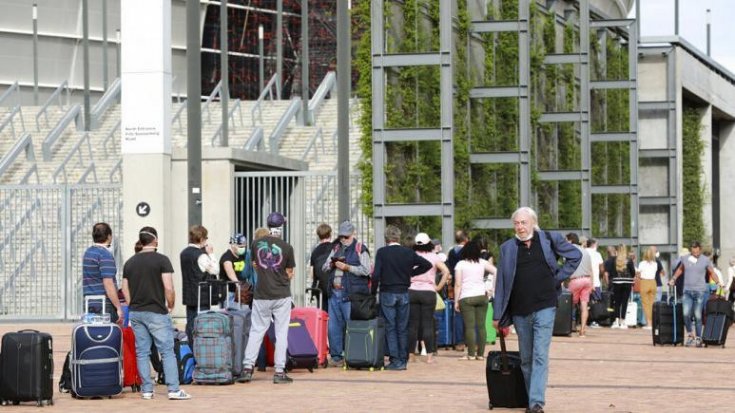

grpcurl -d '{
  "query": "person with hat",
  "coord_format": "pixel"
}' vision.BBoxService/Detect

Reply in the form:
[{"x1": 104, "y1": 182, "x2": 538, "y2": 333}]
[
  {"x1": 219, "y1": 233, "x2": 254, "y2": 309},
  {"x1": 321, "y1": 220, "x2": 373, "y2": 367},
  {"x1": 240, "y1": 212, "x2": 296, "y2": 384},
  {"x1": 668, "y1": 240, "x2": 724, "y2": 347}
]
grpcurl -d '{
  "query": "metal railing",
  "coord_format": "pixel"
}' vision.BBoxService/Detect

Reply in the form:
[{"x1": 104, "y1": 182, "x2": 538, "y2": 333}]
[
  {"x1": 19, "y1": 165, "x2": 39, "y2": 185},
  {"x1": 35, "y1": 81, "x2": 69, "y2": 131},
  {"x1": 52, "y1": 133, "x2": 95, "y2": 184},
  {"x1": 244, "y1": 127, "x2": 264, "y2": 151},
  {"x1": 268, "y1": 98, "x2": 301, "y2": 154},
  {"x1": 76, "y1": 162, "x2": 98, "y2": 184},
  {"x1": 0, "y1": 133, "x2": 35, "y2": 179},
  {"x1": 109, "y1": 158, "x2": 122, "y2": 183},
  {"x1": 251, "y1": 74, "x2": 281, "y2": 126},
  {"x1": 89, "y1": 77, "x2": 121, "y2": 130},
  {"x1": 0, "y1": 105, "x2": 25, "y2": 142},
  {"x1": 307, "y1": 71, "x2": 336, "y2": 124},
  {"x1": 101, "y1": 120, "x2": 121, "y2": 157},
  {"x1": 172, "y1": 100, "x2": 187, "y2": 133},
  {"x1": 301, "y1": 127, "x2": 326, "y2": 162},
  {"x1": 202, "y1": 80, "x2": 222, "y2": 124},
  {"x1": 42, "y1": 104, "x2": 81, "y2": 161},
  {"x1": 211, "y1": 99, "x2": 244, "y2": 146}
]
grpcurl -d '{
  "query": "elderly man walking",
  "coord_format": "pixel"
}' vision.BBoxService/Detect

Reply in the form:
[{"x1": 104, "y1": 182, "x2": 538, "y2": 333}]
[{"x1": 493, "y1": 207, "x2": 581, "y2": 413}]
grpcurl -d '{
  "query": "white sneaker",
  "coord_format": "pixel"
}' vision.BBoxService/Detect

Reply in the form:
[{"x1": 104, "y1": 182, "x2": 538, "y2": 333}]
[
  {"x1": 420, "y1": 347, "x2": 427, "y2": 356},
  {"x1": 168, "y1": 389, "x2": 192, "y2": 400},
  {"x1": 142, "y1": 392, "x2": 154, "y2": 400},
  {"x1": 619, "y1": 323, "x2": 628, "y2": 329},
  {"x1": 590, "y1": 322, "x2": 601, "y2": 329},
  {"x1": 642, "y1": 326, "x2": 652, "y2": 330},
  {"x1": 611, "y1": 319, "x2": 620, "y2": 329}
]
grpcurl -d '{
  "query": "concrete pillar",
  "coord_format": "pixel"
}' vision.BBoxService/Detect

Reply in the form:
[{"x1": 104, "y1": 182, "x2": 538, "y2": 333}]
[
  {"x1": 120, "y1": 0, "x2": 175, "y2": 302},
  {"x1": 698, "y1": 106, "x2": 713, "y2": 247},
  {"x1": 719, "y1": 122, "x2": 735, "y2": 263}
]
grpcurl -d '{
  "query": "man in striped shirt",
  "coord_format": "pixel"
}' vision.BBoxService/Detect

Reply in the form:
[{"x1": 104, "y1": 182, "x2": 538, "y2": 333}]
[{"x1": 82, "y1": 222, "x2": 123, "y2": 323}]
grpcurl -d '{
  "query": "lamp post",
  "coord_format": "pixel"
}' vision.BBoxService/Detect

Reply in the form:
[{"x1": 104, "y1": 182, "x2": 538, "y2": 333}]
[
  {"x1": 337, "y1": 0, "x2": 351, "y2": 221},
  {"x1": 276, "y1": 0, "x2": 282, "y2": 98},
  {"x1": 102, "y1": 0, "x2": 108, "y2": 90},
  {"x1": 706, "y1": 9, "x2": 711, "y2": 56},
  {"x1": 82, "y1": 0, "x2": 90, "y2": 131},
  {"x1": 33, "y1": 3, "x2": 38, "y2": 105},
  {"x1": 258, "y1": 25, "x2": 264, "y2": 93},
  {"x1": 220, "y1": 0, "x2": 228, "y2": 146},
  {"x1": 301, "y1": 0, "x2": 309, "y2": 125}
]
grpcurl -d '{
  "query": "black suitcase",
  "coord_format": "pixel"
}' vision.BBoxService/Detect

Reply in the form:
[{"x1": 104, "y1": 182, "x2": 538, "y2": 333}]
[
  {"x1": 702, "y1": 313, "x2": 730, "y2": 347},
  {"x1": 486, "y1": 334, "x2": 528, "y2": 410},
  {"x1": 553, "y1": 292, "x2": 573, "y2": 336},
  {"x1": 0, "y1": 330, "x2": 54, "y2": 406},
  {"x1": 344, "y1": 318, "x2": 385, "y2": 370},
  {"x1": 652, "y1": 287, "x2": 684, "y2": 346}
]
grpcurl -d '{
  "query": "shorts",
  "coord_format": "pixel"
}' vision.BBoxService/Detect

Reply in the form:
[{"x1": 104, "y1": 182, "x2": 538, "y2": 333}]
[{"x1": 568, "y1": 277, "x2": 593, "y2": 305}]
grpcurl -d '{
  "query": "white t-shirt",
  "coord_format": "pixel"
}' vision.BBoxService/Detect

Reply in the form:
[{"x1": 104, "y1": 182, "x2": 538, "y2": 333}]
[
  {"x1": 585, "y1": 248, "x2": 604, "y2": 288},
  {"x1": 455, "y1": 259, "x2": 493, "y2": 300},
  {"x1": 637, "y1": 260, "x2": 658, "y2": 280}
]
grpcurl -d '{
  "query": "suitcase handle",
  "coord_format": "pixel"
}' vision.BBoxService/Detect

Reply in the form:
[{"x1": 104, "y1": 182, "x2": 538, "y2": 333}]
[
  {"x1": 498, "y1": 333, "x2": 511, "y2": 375},
  {"x1": 17, "y1": 329, "x2": 40, "y2": 333}
]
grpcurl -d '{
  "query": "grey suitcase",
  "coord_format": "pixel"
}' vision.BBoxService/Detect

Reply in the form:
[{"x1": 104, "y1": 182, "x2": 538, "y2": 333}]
[{"x1": 344, "y1": 318, "x2": 385, "y2": 371}]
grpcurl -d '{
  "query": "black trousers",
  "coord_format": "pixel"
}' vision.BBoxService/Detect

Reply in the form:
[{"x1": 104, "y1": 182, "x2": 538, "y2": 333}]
[
  {"x1": 408, "y1": 290, "x2": 437, "y2": 354},
  {"x1": 612, "y1": 283, "x2": 632, "y2": 321}
]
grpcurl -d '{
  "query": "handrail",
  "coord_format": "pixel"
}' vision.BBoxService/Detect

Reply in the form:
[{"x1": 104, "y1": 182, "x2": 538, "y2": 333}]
[
  {"x1": 19, "y1": 164, "x2": 39, "y2": 184},
  {"x1": 0, "y1": 198, "x2": 40, "y2": 255},
  {"x1": 172, "y1": 100, "x2": 188, "y2": 133},
  {"x1": 307, "y1": 71, "x2": 336, "y2": 123},
  {"x1": 0, "y1": 105, "x2": 25, "y2": 141},
  {"x1": 244, "y1": 127, "x2": 264, "y2": 151},
  {"x1": 268, "y1": 98, "x2": 301, "y2": 154},
  {"x1": 89, "y1": 77, "x2": 121, "y2": 130},
  {"x1": 102, "y1": 120, "x2": 121, "y2": 157},
  {"x1": 0, "y1": 239, "x2": 43, "y2": 303},
  {"x1": 301, "y1": 127, "x2": 325, "y2": 162},
  {"x1": 43, "y1": 104, "x2": 81, "y2": 161},
  {"x1": 109, "y1": 158, "x2": 122, "y2": 183},
  {"x1": 52, "y1": 132, "x2": 94, "y2": 184},
  {"x1": 202, "y1": 80, "x2": 222, "y2": 124},
  {"x1": 211, "y1": 99, "x2": 244, "y2": 146},
  {"x1": 76, "y1": 162, "x2": 98, "y2": 184},
  {"x1": 251, "y1": 73, "x2": 281, "y2": 126},
  {"x1": 0, "y1": 81, "x2": 22, "y2": 108},
  {"x1": 0, "y1": 133, "x2": 35, "y2": 178},
  {"x1": 35, "y1": 80, "x2": 69, "y2": 131}
]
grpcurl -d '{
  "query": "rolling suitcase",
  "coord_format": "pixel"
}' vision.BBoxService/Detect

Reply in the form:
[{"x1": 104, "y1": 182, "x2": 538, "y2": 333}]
[
  {"x1": 344, "y1": 318, "x2": 385, "y2": 371},
  {"x1": 192, "y1": 282, "x2": 235, "y2": 384},
  {"x1": 486, "y1": 333, "x2": 528, "y2": 410},
  {"x1": 71, "y1": 296, "x2": 123, "y2": 398},
  {"x1": 291, "y1": 288, "x2": 329, "y2": 367},
  {"x1": 702, "y1": 292, "x2": 733, "y2": 347},
  {"x1": 625, "y1": 299, "x2": 638, "y2": 327},
  {"x1": 596, "y1": 291, "x2": 614, "y2": 326},
  {"x1": 553, "y1": 292, "x2": 573, "y2": 336},
  {"x1": 266, "y1": 318, "x2": 319, "y2": 372},
  {"x1": 121, "y1": 326, "x2": 142, "y2": 392},
  {"x1": 0, "y1": 330, "x2": 54, "y2": 406},
  {"x1": 435, "y1": 299, "x2": 454, "y2": 348},
  {"x1": 652, "y1": 287, "x2": 684, "y2": 346}
]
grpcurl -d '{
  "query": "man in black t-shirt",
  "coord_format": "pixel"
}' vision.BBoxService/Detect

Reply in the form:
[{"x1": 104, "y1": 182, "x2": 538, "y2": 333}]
[
  {"x1": 219, "y1": 233, "x2": 253, "y2": 308},
  {"x1": 310, "y1": 223, "x2": 333, "y2": 311},
  {"x1": 239, "y1": 212, "x2": 296, "y2": 384},
  {"x1": 122, "y1": 226, "x2": 191, "y2": 401}
]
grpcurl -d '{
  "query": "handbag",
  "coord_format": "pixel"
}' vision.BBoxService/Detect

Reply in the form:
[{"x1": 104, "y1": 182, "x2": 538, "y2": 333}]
[
  {"x1": 237, "y1": 281, "x2": 253, "y2": 306},
  {"x1": 632, "y1": 276, "x2": 641, "y2": 293},
  {"x1": 435, "y1": 292, "x2": 446, "y2": 311},
  {"x1": 349, "y1": 293, "x2": 377, "y2": 320}
]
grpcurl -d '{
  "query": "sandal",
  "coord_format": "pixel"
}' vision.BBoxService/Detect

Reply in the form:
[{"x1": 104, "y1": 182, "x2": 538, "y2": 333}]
[{"x1": 475, "y1": 356, "x2": 484, "y2": 361}]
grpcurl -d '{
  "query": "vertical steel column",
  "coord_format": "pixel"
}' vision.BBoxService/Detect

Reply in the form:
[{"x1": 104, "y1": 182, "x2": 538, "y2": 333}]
[
  {"x1": 187, "y1": 0, "x2": 203, "y2": 226},
  {"x1": 258, "y1": 25, "x2": 264, "y2": 93},
  {"x1": 518, "y1": 0, "x2": 531, "y2": 206},
  {"x1": 337, "y1": 0, "x2": 350, "y2": 222},
  {"x1": 580, "y1": 0, "x2": 591, "y2": 233},
  {"x1": 674, "y1": 0, "x2": 679, "y2": 35},
  {"x1": 629, "y1": 22, "x2": 639, "y2": 244},
  {"x1": 220, "y1": 0, "x2": 229, "y2": 146},
  {"x1": 32, "y1": 3, "x2": 38, "y2": 105},
  {"x1": 371, "y1": 0, "x2": 386, "y2": 246},
  {"x1": 102, "y1": 0, "x2": 108, "y2": 90},
  {"x1": 301, "y1": 0, "x2": 310, "y2": 125},
  {"x1": 666, "y1": 50, "x2": 678, "y2": 246},
  {"x1": 706, "y1": 9, "x2": 711, "y2": 56},
  {"x1": 439, "y1": 0, "x2": 454, "y2": 246},
  {"x1": 82, "y1": 0, "x2": 91, "y2": 131},
  {"x1": 276, "y1": 0, "x2": 283, "y2": 98},
  {"x1": 116, "y1": 29, "x2": 121, "y2": 79}
]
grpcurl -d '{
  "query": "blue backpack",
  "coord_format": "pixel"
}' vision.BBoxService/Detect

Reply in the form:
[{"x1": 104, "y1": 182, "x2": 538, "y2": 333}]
[{"x1": 176, "y1": 340, "x2": 195, "y2": 384}]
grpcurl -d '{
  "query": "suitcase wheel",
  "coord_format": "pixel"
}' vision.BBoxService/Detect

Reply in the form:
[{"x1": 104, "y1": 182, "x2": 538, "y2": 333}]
[
  {"x1": 368, "y1": 367, "x2": 374, "y2": 372},
  {"x1": 13, "y1": 401, "x2": 20, "y2": 405},
  {"x1": 488, "y1": 401, "x2": 493, "y2": 410},
  {"x1": 343, "y1": 365, "x2": 348, "y2": 371}
]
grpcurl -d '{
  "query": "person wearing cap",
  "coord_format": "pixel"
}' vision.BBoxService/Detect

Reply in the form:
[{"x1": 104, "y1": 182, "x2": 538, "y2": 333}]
[
  {"x1": 240, "y1": 212, "x2": 296, "y2": 384},
  {"x1": 668, "y1": 240, "x2": 724, "y2": 347},
  {"x1": 122, "y1": 226, "x2": 191, "y2": 400},
  {"x1": 180, "y1": 225, "x2": 220, "y2": 345},
  {"x1": 321, "y1": 220, "x2": 373, "y2": 367},
  {"x1": 409, "y1": 233, "x2": 450, "y2": 364},
  {"x1": 219, "y1": 233, "x2": 254, "y2": 309},
  {"x1": 371, "y1": 225, "x2": 433, "y2": 371}
]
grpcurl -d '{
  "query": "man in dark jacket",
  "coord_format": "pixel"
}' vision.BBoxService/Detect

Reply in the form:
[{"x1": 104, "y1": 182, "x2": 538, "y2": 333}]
[
  {"x1": 493, "y1": 207, "x2": 581, "y2": 413},
  {"x1": 180, "y1": 225, "x2": 219, "y2": 345},
  {"x1": 371, "y1": 225, "x2": 432, "y2": 370}
]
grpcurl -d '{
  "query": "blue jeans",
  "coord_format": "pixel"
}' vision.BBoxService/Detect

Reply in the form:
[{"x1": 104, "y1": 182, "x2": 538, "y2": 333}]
[
  {"x1": 380, "y1": 292, "x2": 410, "y2": 366},
  {"x1": 682, "y1": 290, "x2": 705, "y2": 337},
  {"x1": 328, "y1": 289, "x2": 351, "y2": 361},
  {"x1": 512, "y1": 306, "x2": 556, "y2": 408},
  {"x1": 129, "y1": 311, "x2": 179, "y2": 393}
]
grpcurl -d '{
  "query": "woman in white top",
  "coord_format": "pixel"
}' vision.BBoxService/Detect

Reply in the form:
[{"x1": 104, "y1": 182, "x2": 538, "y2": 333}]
[
  {"x1": 636, "y1": 246, "x2": 659, "y2": 329},
  {"x1": 409, "y1": 233, "x2": 450, "y2": 364},
  {"x1": 454, "y1": 238, "x2": 497, "y2": 360}
]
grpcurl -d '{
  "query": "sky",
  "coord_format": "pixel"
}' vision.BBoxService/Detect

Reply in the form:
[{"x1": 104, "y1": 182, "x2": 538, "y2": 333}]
[{"x1": 634, "y1": 0, "x2": 735, "y2": 74}]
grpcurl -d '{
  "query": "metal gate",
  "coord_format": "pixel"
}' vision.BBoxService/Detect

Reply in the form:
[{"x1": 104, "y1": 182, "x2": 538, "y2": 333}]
[
  {"x1": 233, "y1": 171, "x2": 371, "y2": 306},
  {"x1": 0, "y1": 184, "x2": 122, "y2": 320}
]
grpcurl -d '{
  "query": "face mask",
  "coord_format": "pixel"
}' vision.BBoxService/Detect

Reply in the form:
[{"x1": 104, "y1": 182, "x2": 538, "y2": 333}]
[
  {"x1": 515, "y1": 233, "x2": 532, "y2": 242},
  {"x1": 237, "y1": 247, "x2": 246, "y2": 256},
  {"x1": 655, "y1": 251, "x2": 660, "y2": 258}
]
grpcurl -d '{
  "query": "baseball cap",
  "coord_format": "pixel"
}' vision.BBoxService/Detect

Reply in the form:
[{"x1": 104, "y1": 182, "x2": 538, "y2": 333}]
[
  {"x1": 415, "y1": 233, "x2": 432, "y2": 245},
  {"x1": 338, "y1": 221, "x2": 355, "y2": 237},
  {"x1": 267, "y1": 212, "x2": 286, "y2": 228},
  {"x1": 230, "y1": 233, "x2": 247, "y2": 246}
]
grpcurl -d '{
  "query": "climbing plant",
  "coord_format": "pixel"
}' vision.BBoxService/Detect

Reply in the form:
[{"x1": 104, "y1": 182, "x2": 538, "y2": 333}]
[{"x1": 682, "y1": 107, "x2": 705, "y2": 243}]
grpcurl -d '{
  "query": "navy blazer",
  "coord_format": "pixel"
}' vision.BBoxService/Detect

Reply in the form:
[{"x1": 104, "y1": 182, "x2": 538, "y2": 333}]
[{"x1": 492, "y1": 230, "x2": 582, "y2": 327}]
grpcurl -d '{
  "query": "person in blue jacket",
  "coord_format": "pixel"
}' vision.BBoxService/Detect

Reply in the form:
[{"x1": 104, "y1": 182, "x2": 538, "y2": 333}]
[{"x1": 492, "y1": 207, "x2": 581, "y2": 413}]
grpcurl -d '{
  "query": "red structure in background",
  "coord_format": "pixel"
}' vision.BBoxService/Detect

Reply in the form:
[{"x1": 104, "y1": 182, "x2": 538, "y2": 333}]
[{"x1": 201, "y1": 0, "x2": 342, "y2": 101}]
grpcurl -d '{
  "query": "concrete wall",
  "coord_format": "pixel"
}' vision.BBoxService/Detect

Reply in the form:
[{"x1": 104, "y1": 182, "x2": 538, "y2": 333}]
[{"x1": 719, "y1": 122, "x2": 735, "y2": 263}]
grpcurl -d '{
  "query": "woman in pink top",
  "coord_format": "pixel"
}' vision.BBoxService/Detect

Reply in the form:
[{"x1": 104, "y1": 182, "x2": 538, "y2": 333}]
[
  {"x1": 409, "y1": 233, "x2": 450, "y2": 363},
  {"x1": 454, "y1": 238, "x2": 497, "y2": 360}
]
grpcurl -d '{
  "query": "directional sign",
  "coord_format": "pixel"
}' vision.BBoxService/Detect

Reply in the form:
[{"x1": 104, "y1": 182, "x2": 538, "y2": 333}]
[{"x1": 136, "y1": 202, "x2": 151, "y2": 217}]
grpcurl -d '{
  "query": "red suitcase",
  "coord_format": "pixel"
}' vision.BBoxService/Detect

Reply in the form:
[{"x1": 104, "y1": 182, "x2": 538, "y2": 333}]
[
  {"x1": 122, "y1": 326, "x2": 142, "y2": 392},
  {"x1": 291, "y1": 288, "x2": 329, "y2": 367}
]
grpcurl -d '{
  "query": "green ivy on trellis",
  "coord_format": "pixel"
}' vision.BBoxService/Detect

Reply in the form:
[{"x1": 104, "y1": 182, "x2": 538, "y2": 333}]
[{"x1": 682, "y1": 107, "x2": 705, "y2": 244}]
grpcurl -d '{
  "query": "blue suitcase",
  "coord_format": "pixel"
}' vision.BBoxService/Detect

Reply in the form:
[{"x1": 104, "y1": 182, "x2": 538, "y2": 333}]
[
  {"x1": 70, "y1": 322, "x2": 123, "y2": 398},
  {"x1": 435, "y1": 299, "x2": 454, "y2": 348}
]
